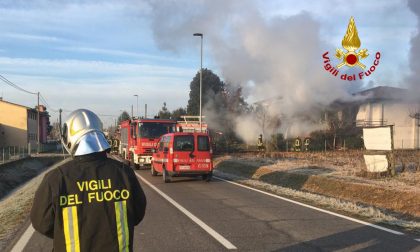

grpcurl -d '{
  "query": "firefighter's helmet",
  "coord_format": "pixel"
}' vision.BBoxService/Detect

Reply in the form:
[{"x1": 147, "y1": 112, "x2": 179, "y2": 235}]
[{"x1": 62, "y1": 109, "x2": 110, "y2": 156}]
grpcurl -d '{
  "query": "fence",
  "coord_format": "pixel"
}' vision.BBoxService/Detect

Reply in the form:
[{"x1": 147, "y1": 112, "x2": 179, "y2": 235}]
[
  {"x1": 1, "y1": 142, "x2": 63, "y2": 164},
  {"x1": 1, "y1": 146, "x2": 30, "y2": 164}
]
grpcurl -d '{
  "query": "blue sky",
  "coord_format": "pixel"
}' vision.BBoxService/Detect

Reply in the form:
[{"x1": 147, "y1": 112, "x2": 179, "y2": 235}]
[{"x1": 0, "y1": 0, "x2": 417, "y2": 127}]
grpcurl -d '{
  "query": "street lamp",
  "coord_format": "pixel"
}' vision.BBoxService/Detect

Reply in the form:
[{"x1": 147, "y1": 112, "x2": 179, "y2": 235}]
[
  {"x1": 193, "y1": 33, "x2": 203, "y2": 131},
  {"x1": 134, "y1": 94, "x2": 139, "y2": 118}
]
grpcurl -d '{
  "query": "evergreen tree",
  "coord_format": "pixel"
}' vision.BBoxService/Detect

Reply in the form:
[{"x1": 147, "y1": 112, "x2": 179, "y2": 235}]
[
  {"x1": 158, "y1": 102, "x2": 171, "y2": 119},
  {"x1": 171, "y1": 107, "x2": 187, "y2": 120},
  {"x1": 187, "y1": 68, "x2": 225, "y2": 115},
  {"x1": 117, "y1": 111, "x2": 130, "y2": 123}
]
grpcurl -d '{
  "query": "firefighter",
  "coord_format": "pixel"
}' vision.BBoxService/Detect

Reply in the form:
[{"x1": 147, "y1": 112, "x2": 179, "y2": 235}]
[
  {"x1": 257, "y1": 134, "x2": 265, "y2": 151},
  {"x1": 112, "y1": 138, "x2": 120, "y2": 153},
  {"x1": 31, "y1": 109, "x2": 146, "y2": 252},
  {"x1": 294, "y1": 136, "x2": 302, "y2": 152},
  {"x1": 304, "y1": 137, "x2": 310, "y2": 151}
]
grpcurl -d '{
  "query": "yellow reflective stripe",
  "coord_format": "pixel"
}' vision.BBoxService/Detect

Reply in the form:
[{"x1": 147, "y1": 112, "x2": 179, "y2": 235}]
[
  {"x1": 115, "y1": 201, "x2": 123, "y2": 251},
  {"x1": 71, "y1": 207, "x2": 80, "y2": 252},
  {"x1": 62, "y1": 206, "x2": 80, "y2": 252},
  {"x1": 122, "y1": 201, "x2": 129, "y2": 250},
  {"x1": 115, "y1": 201, "x2": 129, "y2": 252},
  {"x1": 63, "y1": 207, "x2": 72, "y2": 252}
]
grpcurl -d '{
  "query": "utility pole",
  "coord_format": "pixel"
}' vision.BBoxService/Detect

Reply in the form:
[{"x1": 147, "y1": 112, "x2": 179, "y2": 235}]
[
  {"x1": 193, "y1": 33, "x2": 203, "y2": 132},
  {"x1": 145, "y1": 104, "x2": 147, "y2": 118},
  {"x1": 131, "y1": 105, "x2": 133, "y2": 119},
  {"x1": 37, "y1": 92, "x2": 40, "y2": 154},
  {"x1": 59, "y1": 109, "x2": 62, "y2": 125},
  {"x1": 134, "y1": 94, "x2": 139, "y2": 118}
]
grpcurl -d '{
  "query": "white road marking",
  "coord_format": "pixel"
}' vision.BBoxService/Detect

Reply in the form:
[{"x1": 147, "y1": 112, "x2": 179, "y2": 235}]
[
  {"x1": 415, "y1": 238, "x2": 420, "y2": 242},
  {"x1": 136, "y1": 173, "x2": 237, "y2": 250},
  {"x1": 214, "y1": 176, "x2": 405, "y2": 236},
  {"x1": 11, "y1": 224, "x2": 34, "y2": 252}
]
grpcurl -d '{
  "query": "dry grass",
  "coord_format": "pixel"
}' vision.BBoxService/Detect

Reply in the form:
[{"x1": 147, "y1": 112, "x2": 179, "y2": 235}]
[
  {"x1": 223, "y1": 151, "x2": 420, "y2": 193},
  {"x1": 214, "y1": 152, "x2": 420, "y2": 219}
]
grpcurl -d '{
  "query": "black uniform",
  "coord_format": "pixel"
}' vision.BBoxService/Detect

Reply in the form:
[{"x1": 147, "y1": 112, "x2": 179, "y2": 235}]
[{"x1": 31, "y1": 151, "x2": 146, "y2": 252}]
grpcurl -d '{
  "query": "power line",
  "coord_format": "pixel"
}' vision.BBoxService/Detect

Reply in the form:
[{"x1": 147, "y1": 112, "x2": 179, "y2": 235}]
[
  {"x1": 0, "y1": 75, "x2": 114, "y2": 118},
  {"x1": 39, "y1": 93, "x2": 60, "y2": 113},
  {"x1": 0, "y1": 75, "x2": 69, "y2": 114},
  {"x1": 0, "y1": 74, "x2": 37, "y2": 95}
]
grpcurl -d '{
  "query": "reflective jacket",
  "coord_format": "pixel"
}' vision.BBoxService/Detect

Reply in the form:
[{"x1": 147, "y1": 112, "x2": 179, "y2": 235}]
[{"x1": 31, "y1": 151, "x2": 146, "y2": 252}]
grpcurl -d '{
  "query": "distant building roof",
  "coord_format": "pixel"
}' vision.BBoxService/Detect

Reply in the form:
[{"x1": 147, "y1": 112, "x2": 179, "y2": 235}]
[{"x1": 354, "y1": 86, "x2": 408, "y2": 102}]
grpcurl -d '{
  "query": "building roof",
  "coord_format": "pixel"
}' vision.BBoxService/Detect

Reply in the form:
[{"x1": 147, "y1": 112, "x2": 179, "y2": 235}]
[
  {"x1": 0, "y1": 99, "x2": 31, "y2": 109},
  {"x1": 0, "y1": 99, "x2": 45, "y2": 114},
  {"x1": 354, "y1": 86, "x2": 408, "y2": 101}
]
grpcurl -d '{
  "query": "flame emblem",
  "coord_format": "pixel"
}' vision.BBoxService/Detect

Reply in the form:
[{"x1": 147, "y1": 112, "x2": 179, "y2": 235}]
[{"x1": 335, "y1": 17, "x2": 368, "y2": 69}]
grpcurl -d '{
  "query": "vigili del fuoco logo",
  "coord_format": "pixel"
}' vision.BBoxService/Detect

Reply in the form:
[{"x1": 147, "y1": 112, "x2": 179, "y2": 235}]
[{"x1": 322, "y1": 17, "x2": 381, "y2": 81}]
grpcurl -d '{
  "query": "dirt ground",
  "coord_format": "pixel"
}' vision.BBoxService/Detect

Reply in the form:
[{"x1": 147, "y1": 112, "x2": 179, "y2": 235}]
[{"x1": 214, "y1": 151, "x2": 420, "y2": 219}]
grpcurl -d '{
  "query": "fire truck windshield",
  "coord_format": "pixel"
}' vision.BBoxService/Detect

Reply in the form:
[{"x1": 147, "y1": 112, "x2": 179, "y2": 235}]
[{"x1": 139, "y1": 123, "x2": 175, "y2": 139}]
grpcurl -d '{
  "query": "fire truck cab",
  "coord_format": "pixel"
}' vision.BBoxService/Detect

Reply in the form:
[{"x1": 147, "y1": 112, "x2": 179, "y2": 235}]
[
  {"x1": 151, "y1": 132, "x2": 213, "y2": 183},
  {"x1": 119, "y1": 118, "x2": 176, "y2": 169}
]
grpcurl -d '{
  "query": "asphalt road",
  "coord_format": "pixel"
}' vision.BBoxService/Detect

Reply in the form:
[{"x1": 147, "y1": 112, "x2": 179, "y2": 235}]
[{"x1": 14, "y1": 167, "x2": 420, "y2": 251}]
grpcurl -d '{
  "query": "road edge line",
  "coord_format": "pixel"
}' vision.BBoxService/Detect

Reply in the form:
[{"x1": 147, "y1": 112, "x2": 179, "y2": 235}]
[
  {"x1": 214, "y1": 176, "x2": 405, "y2": 236},
  {"x1": 136, "y1": 173, "x2": 237, "y2": 250},
  {"x1": 10, "y1": 225, "x2": 34, "y2": 252}
]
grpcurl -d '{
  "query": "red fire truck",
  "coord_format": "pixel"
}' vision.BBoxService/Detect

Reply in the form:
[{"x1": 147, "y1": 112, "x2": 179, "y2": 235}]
[{"x1": 119, "y1": 118, "x2": 176, "y2": 169}]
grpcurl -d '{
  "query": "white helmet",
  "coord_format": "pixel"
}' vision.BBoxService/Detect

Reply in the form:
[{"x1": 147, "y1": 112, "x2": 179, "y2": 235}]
[{"x1": 62, "y1": 109, "x2": 110, "y2": 156}]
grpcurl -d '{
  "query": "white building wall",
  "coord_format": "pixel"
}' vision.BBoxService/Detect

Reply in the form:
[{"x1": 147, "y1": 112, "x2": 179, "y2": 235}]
[{"x1": 356, "y1": 101, "x2": 419, "y2": 149}]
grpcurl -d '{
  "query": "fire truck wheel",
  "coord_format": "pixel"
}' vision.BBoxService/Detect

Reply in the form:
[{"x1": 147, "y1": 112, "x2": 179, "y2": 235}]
[
  {"x1": 163, "y1": 167, "x2": 171, "y2": 183},
  {"x1": 151, "y1": 163, "x2": 158, "y2": 176}
]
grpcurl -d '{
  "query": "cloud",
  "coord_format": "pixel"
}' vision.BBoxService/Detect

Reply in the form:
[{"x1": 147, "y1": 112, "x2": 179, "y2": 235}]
[
  {"x1": 1, "y1": 73, "x2": 190, "y2": 126},
  {"x1": 55, "y1": 46, "x2": 193, "y2": 63},
  {"x1": 0, "y1": 57, "x2": 194, "y2": 78},
  {"x1": 0, "y1": 55, "x2": 194, "y2": 126},
  {"x1": 2, "y1": 33, "x2": 67, "y2": 42}
]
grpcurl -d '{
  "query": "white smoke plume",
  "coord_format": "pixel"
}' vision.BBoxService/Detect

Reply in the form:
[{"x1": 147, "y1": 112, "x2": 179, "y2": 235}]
[
  {"x1": 407, "y1": 0, "x2": 420, "y2": 99},
  {"x1": 146, "y1": 0, "x2": 355, "y2": 142}
]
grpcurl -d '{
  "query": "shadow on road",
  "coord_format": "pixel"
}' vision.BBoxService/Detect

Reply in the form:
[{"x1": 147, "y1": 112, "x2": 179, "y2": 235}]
[{"x1": 274, "y1": 224, "x2": 419, "y2": 251}]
